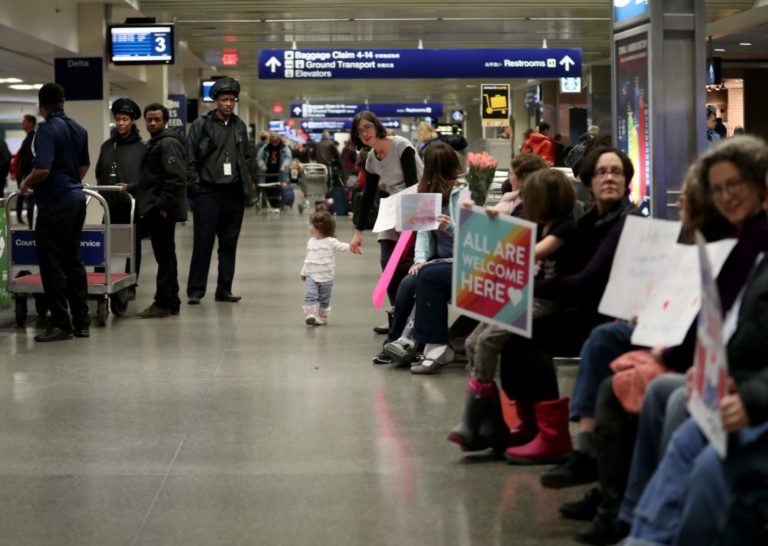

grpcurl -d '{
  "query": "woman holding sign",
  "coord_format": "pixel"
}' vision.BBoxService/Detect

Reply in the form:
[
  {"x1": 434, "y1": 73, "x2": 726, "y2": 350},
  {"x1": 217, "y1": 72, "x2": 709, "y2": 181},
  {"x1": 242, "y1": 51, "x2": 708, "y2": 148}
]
[
  {"x1": 349, "y1": 111, "x2": 423, "y2": 333},
  {"x1": 495, "y1": 146, "x2": 639, "y2": 466}
]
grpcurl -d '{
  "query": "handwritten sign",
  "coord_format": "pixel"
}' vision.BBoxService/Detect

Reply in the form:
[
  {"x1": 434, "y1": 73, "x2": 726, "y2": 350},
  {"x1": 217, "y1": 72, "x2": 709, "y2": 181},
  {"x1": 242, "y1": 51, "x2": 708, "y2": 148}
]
[
  {"x1": 687, "y1": 233, "x2": 729, "y2": 458},
  {"x1": 372, "y1": 185, "x2": 417, "y2": 233},
  {"x1": 631, "y1": 239, "x2": 736, "y2": 347},
  {"x1": 396, "y1": 193, "x2": 441, "y2": 231},
  {"x1": 452, "y1": 206, "x2": 536, "y2": 337},
  {"x1": 599, "y1": 216, "x2": 682, "y2": 321}
]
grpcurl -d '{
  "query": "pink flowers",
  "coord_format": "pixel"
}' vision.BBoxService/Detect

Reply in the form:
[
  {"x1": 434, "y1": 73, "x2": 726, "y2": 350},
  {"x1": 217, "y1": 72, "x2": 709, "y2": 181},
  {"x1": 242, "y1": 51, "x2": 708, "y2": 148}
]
[
  {"x1": 466, "y1": 152, "x2": 499, "y2": 205},
  {"x1": 467, "y1": 151, "x2": 499, "y2": 170}
]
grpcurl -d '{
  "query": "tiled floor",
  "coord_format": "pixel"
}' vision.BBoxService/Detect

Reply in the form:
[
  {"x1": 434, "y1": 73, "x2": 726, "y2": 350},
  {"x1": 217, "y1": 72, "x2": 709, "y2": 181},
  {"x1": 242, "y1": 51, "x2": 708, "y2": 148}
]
[{"x1": 1, "y1": 208, "x2": 587, "y2": 546}]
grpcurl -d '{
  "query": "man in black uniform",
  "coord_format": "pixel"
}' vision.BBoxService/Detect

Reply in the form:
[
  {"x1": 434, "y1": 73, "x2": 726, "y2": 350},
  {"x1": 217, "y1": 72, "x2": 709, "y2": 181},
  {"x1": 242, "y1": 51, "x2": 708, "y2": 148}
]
[
  {"x1": 20, "y1": 83, "x2": 90, "y2": 342},
  {"x1": 186, "y1": 77, "x2": 253, "y2": 304},
  {"x1": 135, "y1": 103, "x2": 187, "y2": 318},
  {"x1": 16, "y1": 114, "x2": 36, "y2": 226}
]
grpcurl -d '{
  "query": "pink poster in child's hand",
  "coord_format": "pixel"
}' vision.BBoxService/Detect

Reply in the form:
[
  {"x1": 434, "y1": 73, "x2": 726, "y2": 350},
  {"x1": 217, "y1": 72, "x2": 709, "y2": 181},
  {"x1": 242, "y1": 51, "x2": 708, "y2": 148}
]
[{"x1": 372, "y1": 231, "x2": 414, "y2": 309}]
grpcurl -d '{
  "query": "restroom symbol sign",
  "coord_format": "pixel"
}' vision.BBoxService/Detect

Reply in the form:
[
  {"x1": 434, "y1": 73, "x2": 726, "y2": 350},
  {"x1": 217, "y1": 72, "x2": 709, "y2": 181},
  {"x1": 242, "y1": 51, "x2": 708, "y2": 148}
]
[{"x1": 547, "y1": 58, "x2": 557, "y2": 68}]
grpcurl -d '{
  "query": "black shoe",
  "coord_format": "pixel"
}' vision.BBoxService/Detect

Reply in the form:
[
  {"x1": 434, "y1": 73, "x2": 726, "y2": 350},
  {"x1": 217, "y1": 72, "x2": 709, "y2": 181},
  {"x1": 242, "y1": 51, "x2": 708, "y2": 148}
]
[
  {"x1": 187, "y1": 295, "x2": 202, "y2": 305},
  {"x1": 573, "y1": 514, "x2": 630, "y2": 545},
  {"x1": 559, "y1": 488, "x2": 601, "y2": 522},
  {"x1": 170, "y1": 308, "x2": 180, "y2": 316},
  {"x1": 215, "y1": 292, "x2": 241, "y2": 303},
  {"x1": 34, "y1": 327, "x2": 73, "y2": 342},
  {"x1": 372, "y1": 324, "x2": 389, "y2": 335},
  {"x1": 73, "y1": 327, "x2": 90, "y2": 338},
  {"x1": 541, "y1": 449, "x2": 598, "y2": 489},
  {"x1": 372, "y1": 351, "x2": 393, "y2": 365}
]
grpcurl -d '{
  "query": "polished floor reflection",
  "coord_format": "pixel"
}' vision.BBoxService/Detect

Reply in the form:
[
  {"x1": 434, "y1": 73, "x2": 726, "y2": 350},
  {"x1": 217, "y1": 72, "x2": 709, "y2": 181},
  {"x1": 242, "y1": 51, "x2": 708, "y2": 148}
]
[{"x1": 1, "y1": 209, "x2": 586, "y2": 546}]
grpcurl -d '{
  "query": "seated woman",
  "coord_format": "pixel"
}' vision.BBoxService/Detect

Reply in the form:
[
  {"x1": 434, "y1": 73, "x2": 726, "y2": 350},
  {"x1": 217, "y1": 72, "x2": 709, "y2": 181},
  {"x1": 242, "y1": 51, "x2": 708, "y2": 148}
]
[
  {"x1": 447, "y1": 168, "x2": 580, "y2": 452},
  {"x1": 615, "y1": 135, "x2": 768, "y2": 546},
  {"x1": 374, "y1": 152, "x2": 547, "y2": 374},
  {"x1": 371, "y1": 142, "x2": 464, "y2": 365},
  {"x1": 500, "y1": 146, "x2": 639, "y2": 465},
  {"x1": 542, "y1": 163, "x2": 734, "y2": 491}
]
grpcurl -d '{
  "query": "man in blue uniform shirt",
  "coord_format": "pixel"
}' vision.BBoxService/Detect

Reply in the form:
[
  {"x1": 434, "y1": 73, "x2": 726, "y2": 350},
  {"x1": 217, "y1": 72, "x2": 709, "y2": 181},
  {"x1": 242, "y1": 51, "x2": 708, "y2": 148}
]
[{"x1": 20, "y1": 83, "x2": 91, "y2": 342}]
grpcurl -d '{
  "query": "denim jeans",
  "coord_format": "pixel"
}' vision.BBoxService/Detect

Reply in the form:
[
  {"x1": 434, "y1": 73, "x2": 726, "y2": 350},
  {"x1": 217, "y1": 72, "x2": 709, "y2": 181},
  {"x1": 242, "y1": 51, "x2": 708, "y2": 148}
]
[
  {"x1": 620, "y1": 374, "x2": 686, "y2": 523},
  {"x1": 627, "y1": 419, "x2": 768, "y2": 546},
  {"x1": 570, "y1": 321, "x2": 636, "y2": 421},
  {"x1": 304, "y1": 277, "x2": 333, "y2": 309}
]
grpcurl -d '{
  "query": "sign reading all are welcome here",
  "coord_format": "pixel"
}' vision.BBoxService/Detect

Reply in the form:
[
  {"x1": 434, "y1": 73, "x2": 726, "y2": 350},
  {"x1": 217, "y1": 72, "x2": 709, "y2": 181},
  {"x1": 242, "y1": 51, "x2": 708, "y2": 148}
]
[{"x1": 452, "y1": 206, "x2": 536, "y2": 337}]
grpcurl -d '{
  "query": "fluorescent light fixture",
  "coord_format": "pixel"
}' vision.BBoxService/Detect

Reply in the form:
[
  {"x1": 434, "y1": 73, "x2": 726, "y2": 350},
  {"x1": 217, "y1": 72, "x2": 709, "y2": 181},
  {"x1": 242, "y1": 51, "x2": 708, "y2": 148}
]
[
  {"x1": 714, "y1": 48, "x2": 726, "y2": 52},
  {"x1": 9, "y1": 83, "x2": 43, "y2": 90},
  {"x1": 265, "y1": 18, "x2": 349, "y2": 23},
  {"x1": 529, "y1": 17, "x2": 609, "y2": 21},
  {"x1": 739, "y1": 42, "x2": 752, "y2": 46},
  {"x1": 0, "y1": 77, "x2": 23, "y2": 83}
]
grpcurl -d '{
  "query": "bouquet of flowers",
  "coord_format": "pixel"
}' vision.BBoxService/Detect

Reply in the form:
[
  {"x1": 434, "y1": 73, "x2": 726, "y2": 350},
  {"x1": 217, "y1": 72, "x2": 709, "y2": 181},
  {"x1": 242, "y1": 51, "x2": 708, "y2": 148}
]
[{"x1": 465, "y1": 151, "x2": 499, "y2": 205}]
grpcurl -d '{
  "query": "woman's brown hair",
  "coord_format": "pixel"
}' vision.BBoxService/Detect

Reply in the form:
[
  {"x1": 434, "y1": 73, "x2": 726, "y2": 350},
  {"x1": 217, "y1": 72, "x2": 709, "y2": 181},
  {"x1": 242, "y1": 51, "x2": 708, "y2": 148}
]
[
  {"x1": 522, "y1": 168, "x2": 576, "y2": 224},
  {"x1": 418, "y1": 141, "x2": 461, "y2": 202}
]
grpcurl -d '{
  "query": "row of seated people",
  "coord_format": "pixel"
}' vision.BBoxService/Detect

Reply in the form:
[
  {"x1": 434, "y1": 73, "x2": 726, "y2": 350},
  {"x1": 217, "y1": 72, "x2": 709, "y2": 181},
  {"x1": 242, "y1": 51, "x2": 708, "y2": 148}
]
[{"x1": 351, "y1": 122, "x2": 767, "y2": 545}]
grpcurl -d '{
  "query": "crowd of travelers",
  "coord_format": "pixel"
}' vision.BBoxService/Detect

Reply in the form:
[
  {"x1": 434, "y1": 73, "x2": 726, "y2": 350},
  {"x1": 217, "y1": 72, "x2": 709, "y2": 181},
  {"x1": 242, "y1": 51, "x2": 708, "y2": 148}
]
[{"x1": 12, "y1": 78, "x2": 766, "y2": 544}]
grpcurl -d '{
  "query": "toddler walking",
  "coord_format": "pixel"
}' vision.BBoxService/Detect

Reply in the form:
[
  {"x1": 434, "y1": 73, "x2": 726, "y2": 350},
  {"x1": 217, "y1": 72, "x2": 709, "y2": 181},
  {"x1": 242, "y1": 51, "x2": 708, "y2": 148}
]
[{"x1": 300, "y1": 211, "x2": 355, "y2": 325}]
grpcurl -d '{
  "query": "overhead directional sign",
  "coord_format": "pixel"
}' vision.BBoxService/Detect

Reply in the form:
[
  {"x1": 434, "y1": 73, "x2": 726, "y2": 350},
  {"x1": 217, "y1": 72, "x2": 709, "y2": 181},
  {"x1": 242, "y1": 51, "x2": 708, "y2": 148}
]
[
  {"x1": 290, "y1": 103, "x2": 443, "y2": 119},
  {"x1": 259, "y1": 48, "x2": 582, "y2": 80},
  {"x1": 300, "y1": 119, "x2": 401, "y2": 132}
]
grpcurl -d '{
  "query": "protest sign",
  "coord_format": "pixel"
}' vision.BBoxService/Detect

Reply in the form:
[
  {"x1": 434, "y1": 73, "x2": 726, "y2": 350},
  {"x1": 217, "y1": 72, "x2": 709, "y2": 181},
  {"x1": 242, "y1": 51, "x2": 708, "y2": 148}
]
[
  {"x1": 452, "y1": 205, "x2": 536, "y2": 337},
  {"x1": 631, "y1": 239, "x2": 735, "y2": 347},
  {"x1": 687, "y1": 233, "x2": 729, "y2": 458},
  {"x1": 372, "y1": 185, "x2": 417, "y2": 233},
  {"x1": 396, "y1": 192, "x2": 441, "y2": 231}
]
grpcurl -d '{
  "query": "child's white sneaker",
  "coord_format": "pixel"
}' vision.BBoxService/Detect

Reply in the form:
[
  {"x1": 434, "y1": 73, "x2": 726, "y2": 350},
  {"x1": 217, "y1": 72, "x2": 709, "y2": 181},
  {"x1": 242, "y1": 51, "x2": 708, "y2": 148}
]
[
  {"x1": 315, "y1": 307, "x2": 330, "y2": 325},
  {"x1": 303, "y1": 305, "x2": 317, "y2": 326}
]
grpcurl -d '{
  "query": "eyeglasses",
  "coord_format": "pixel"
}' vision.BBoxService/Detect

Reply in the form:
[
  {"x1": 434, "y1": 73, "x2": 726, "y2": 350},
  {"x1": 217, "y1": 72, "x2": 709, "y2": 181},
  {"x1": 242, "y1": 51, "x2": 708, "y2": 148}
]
[
  {"x1": 357, "y1": 123, "x2": 375, "y2": 136},
  {"x1": 594, "y1": 167, "x2": 624, "y2": 179},
  {"x1": 709, "y1": 179, "x2": 747, "y2": 198}
]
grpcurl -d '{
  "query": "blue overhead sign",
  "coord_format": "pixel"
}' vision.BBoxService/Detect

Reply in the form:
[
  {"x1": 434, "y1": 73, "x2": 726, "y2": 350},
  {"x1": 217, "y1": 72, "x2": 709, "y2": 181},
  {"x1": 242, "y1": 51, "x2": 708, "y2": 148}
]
[
  {"x1": 614, "y1": 0, "x2": 650, "y2": 26},
  {"x1": 290, "y1": 103, "x2": 443, "y2": 118},
  {"x1": 259, "y1": 48, "x2": 582, "y2": 80},
  {"x1": 300, "y1": 119, "x2": 401, "y2": 131}
]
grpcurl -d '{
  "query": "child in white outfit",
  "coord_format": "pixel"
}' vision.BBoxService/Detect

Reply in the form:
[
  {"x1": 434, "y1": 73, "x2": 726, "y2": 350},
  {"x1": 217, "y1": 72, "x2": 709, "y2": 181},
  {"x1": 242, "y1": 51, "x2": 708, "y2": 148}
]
[{"x1": 300, "y1": 211, "x2": 353, "y2": 325}]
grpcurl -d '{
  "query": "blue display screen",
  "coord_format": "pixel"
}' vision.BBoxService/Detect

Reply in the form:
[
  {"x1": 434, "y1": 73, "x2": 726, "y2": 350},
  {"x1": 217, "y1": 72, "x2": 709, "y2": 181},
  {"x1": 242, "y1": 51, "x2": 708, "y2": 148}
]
[
  {"x1": 614, "y1": 0, "x2": 650, "y2": 26},
  {"x1": 110, "y1": 25, "x2": 174, "y2": 65}
]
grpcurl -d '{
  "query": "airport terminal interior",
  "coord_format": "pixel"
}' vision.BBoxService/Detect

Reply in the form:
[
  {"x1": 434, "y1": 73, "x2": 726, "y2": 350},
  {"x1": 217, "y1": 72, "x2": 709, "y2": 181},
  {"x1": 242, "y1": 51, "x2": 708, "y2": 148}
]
[{"x1": 1, "y1": 1, "x2": 768, "y2": 545}]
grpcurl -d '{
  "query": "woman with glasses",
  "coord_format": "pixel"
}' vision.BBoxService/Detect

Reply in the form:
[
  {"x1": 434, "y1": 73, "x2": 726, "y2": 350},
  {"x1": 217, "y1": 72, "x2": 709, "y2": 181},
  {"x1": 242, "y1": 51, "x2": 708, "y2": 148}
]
[
  {"x1": 485, "y1": 146, "x2": 639, "y2": 466},
  {"x1": 349, "y1": 111, "x2": 424, "y2": 332}
]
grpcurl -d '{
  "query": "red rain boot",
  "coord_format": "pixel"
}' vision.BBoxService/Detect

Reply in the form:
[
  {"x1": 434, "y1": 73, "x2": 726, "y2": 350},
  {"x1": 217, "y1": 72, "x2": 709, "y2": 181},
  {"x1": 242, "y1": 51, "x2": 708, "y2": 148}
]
[
  {"x1": 504, "y1": 397, "x2": 573, "y2": 464},
  {"x1": 505, "y1": 400, "x2": 538, "y2": 447}
]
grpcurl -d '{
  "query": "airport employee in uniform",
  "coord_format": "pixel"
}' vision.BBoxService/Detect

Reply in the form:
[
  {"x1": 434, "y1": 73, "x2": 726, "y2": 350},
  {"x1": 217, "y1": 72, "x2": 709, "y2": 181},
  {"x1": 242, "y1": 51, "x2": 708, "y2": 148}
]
[
  {"x1": 186, "y1": 77, "x2": 253, "y2": 304},
  {"x1": 20, "y1": 83, "x2": 91, "y2": 342}
]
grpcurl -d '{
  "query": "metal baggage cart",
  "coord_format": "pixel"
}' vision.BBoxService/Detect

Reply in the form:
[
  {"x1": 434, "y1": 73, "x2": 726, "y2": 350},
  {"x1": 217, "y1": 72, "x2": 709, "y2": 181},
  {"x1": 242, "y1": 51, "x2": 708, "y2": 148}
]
[
  {"x1": 4, "y1": 187, "x2": 137, "y2": 327},
  {"x1": 302, "y1": 162, "x2": 329, "y2": 212},
  {"x1": 255, "y1": 171, "x2": 284, "y2": 214}
]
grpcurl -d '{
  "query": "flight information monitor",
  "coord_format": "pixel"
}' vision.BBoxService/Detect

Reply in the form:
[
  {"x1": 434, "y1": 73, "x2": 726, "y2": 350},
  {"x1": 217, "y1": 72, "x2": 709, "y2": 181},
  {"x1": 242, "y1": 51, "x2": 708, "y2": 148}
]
[{"x1": 109, "y1": 24, "x2": 175, "y2": 65}]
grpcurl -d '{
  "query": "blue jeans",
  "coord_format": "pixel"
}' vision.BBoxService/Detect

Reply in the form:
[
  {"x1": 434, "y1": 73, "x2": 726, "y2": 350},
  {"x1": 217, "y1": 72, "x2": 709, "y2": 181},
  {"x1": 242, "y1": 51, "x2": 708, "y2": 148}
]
[
  {"x1": 304, "y1": 277, "x2": 333, "y2": 309},
  {"x1": 627, "y1": 419, "x2": 768, "y2": 546},
  {"x1": 570, "y1": 321, "x2": 636, "y2": 421},
  {"x1": 412, "y1": 260, "x2": 453, "y2": 345},
  {"x1": 620, "y1": 374, "x2": 686, "y2": 523}
]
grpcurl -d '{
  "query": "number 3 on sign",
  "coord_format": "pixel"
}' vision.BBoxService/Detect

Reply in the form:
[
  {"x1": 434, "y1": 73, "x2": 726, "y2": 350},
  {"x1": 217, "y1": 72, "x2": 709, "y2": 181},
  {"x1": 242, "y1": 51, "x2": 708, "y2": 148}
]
[{"x1": 155, "y1": 36, "x2": 167, "y2": 53}]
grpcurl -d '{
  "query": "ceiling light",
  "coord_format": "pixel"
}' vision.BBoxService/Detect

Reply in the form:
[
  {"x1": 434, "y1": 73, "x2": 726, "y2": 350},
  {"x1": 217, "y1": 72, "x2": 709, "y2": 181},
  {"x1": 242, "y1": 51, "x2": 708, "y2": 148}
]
[
  {"x1": 0, "y1": 77, "x2": 23, "y2": 84},
  {"x1": 714, "y1": 48, "x2": 726, "y2": 52},
  {"x1": 9, "y1": 83, "x2": 42, "y2": 90},
  {"x1": 739, "y1": 42, "x2": 752, "y2": 46}
]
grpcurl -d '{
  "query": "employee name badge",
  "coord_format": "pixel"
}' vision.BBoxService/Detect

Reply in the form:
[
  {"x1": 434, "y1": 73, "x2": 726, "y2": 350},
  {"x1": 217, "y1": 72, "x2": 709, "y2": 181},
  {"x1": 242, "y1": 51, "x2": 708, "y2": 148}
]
[{"x1": 223, "y1": 162, "x2": 233, "y2": 176}]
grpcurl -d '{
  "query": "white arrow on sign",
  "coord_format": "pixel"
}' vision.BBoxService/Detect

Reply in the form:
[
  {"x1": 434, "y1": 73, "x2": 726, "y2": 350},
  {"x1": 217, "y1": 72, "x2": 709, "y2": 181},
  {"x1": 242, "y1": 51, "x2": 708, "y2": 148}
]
[
  {"x1": 265, "y1": 56, "x2": 282, "y2": 73},
  {"x1": 293, "y1": 106, "x2": 303, "y2": 116},
  {"x1": 559, "y1": 55, "x2": 575, "y2": 72}
]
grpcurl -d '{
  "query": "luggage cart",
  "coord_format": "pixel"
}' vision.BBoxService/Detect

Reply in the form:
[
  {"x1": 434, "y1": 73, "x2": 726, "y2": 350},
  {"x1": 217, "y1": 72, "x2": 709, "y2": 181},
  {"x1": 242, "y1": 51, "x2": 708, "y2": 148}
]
[
  {"x1": 5, "y1": 187, "x2": 137, "y2": 327},
  {"x1": 302, "y1": 162, "x2": 330, "y2": 212},
  {"x1": 255, "y1": 172, "x2": 284, "y2": 214}
]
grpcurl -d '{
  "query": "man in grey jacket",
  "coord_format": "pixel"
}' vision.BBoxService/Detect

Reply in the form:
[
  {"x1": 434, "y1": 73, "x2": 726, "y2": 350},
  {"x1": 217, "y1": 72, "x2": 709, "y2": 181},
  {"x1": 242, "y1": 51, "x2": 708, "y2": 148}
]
[{"x1": 185, "y1": 77, "x2": 253, "y2": 304}]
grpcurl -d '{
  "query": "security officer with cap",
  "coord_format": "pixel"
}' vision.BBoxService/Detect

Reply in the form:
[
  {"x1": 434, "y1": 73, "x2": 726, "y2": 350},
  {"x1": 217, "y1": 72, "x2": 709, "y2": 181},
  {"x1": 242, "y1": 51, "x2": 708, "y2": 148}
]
[
  {"x1": 186, "y1": 76, "x2": 254, "y2": 304},
  {"x1": 95, "y1": 97, "x2": 146, "y2": 279},
  {"x1": 20, "y1": 83, "x2": 90, "y2": 342}
]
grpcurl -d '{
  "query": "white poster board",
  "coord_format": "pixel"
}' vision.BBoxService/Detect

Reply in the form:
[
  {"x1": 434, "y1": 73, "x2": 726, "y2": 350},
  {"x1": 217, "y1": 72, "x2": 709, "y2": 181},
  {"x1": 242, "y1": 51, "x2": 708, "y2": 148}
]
[
  {"x1": 396, "y1": 193, "x2": 442, "y2": 231},
  {"x1": 687, "y1": 233, "x2": 729, "y2": 458}
]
